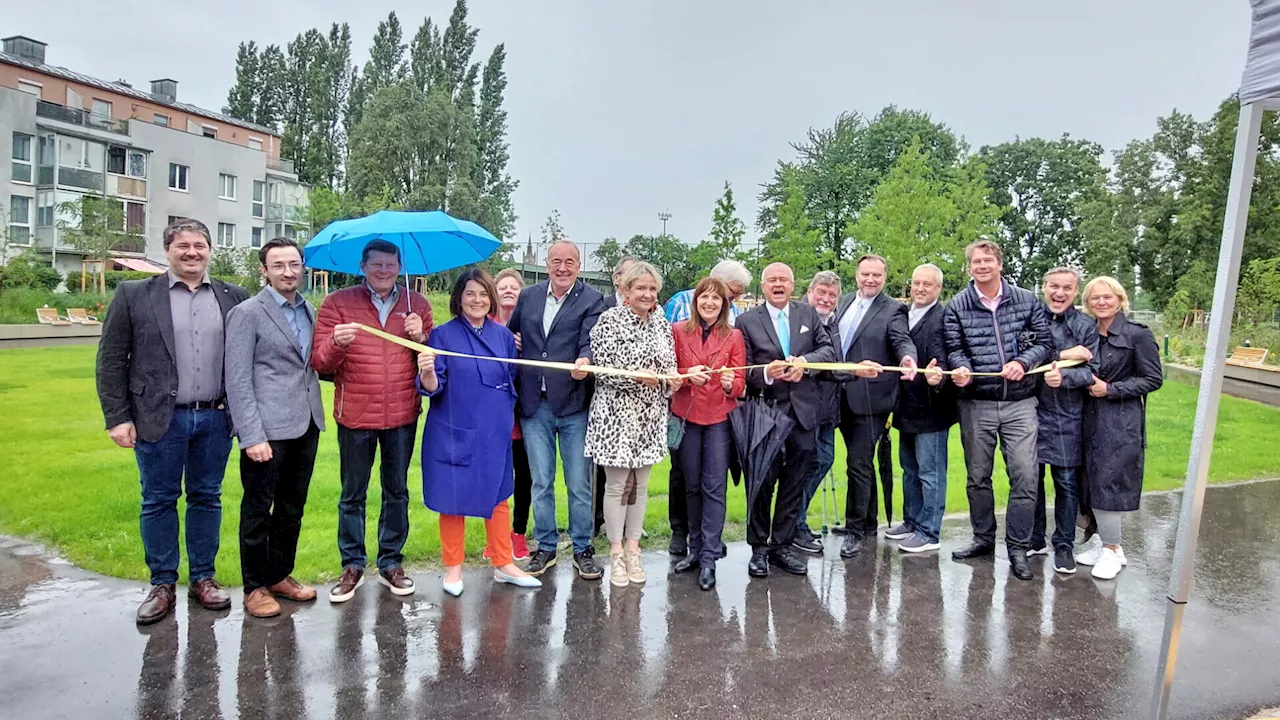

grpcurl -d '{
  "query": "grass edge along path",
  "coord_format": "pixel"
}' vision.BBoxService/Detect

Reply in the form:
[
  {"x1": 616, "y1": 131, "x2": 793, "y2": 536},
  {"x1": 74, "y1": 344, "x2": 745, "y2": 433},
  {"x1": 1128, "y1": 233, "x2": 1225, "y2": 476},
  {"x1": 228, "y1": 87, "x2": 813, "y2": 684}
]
[{"x1": 1, "y1": 346, "x2": 1278, "y2": 586}]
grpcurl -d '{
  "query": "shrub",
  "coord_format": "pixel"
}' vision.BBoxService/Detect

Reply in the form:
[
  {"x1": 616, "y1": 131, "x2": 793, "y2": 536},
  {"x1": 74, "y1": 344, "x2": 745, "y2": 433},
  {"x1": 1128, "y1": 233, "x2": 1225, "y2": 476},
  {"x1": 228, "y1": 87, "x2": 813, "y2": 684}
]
[
  {"x1": 64, "y1": 270, "x2": 157, "y2": 292},
  {"x1": 0, "y1": 254, "x2": 62, "y2": 292}
]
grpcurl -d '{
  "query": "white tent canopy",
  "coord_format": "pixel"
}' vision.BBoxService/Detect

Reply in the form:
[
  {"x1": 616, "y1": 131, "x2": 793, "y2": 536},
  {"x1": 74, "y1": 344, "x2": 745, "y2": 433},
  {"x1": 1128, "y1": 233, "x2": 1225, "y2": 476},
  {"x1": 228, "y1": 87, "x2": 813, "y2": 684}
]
[{"x1": 1151, "y1": 1, "x2": 1280, "y2": 717}]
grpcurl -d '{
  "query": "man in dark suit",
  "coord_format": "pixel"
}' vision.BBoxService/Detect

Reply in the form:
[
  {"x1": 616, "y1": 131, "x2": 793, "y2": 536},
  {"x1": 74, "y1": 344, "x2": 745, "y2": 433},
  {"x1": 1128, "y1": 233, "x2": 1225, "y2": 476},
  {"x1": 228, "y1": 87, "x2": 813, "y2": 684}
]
[
  {"x1": 736, "y1": 262, "x2": 838, "y2": 578},
  {"x1": 891, "y1": 263, "x2": 957, "y2": 553},
  {"x1": 96, "y1": 218, "x2": 249, "y2": 625},
  {"x1": 508, "y1": 240, "x2": 607, "y2": 580},
  {"x1": 832, "y1": 254, "x2": 918, "y2": 559}
]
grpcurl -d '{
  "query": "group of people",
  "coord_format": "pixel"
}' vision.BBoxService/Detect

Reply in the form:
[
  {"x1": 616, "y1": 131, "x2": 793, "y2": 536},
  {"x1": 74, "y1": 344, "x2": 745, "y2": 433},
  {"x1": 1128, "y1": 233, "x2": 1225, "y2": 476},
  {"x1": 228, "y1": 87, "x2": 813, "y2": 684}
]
[{"x1": 96, "y1": 217, "x2": 1162, "y2": 625}]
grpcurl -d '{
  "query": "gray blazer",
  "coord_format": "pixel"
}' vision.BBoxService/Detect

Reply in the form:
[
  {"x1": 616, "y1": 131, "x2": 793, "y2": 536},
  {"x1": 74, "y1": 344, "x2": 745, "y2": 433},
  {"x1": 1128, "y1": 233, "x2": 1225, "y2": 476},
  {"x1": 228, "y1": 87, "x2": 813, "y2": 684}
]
[{"x1": 224, "y1": 288, "x2": 326, "y2": 447}]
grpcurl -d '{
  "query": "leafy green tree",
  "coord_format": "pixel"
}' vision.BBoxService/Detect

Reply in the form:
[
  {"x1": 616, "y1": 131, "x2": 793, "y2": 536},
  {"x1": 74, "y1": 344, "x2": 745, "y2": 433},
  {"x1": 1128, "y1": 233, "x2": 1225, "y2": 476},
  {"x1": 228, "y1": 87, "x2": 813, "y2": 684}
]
[
  {"x1": 618, "y1": 234, "x2": 695, "y2": 301},
  {"x1": 256, "y1": 44, "x2": 287, "y2": 129},
  {"x1": 757, "y1": 106, "x2": 961, "y2": 267},
  {"x1": 540, "y1": 210, "x2": 566, "y2": 249},
  {"x1": 56, "y1": 195, "x2": 142, "y2": 294},
  {"x1": 364, "y1": 12, "x2": 407, "y2": 96},
  {"x1": 592, "y1": 237, "x2": 624, "y2": 276},
  {"x1": 473, "y1": 43, "x2": 516, "y2": 239},
  {"x1": 762, "y1": 167, "x2": 826, "y2": 286},
  {"x1": 1238, "y1": 257, "x2": 1280, "y2": 325},
  {"x1": 226, "y1": 41, "x2": 260, "y2": 121},
  {"x1": 978, "y1": 135, "x2": 1108, "y2": 286}
]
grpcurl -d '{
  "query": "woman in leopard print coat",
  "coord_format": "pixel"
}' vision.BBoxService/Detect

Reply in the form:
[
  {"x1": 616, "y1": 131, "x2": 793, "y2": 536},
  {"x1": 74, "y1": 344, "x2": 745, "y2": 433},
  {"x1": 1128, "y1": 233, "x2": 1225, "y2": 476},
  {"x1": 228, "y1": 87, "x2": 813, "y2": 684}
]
[{"x1": 585, "y1": 261, "x2": 679, "y2": 587}]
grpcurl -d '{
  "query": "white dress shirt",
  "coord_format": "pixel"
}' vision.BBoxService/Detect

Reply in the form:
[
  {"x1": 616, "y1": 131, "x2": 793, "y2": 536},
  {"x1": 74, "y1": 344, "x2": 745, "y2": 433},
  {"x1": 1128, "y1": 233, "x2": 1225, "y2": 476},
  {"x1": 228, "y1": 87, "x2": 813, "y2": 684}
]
[{"x1": 909, "y1": 300, "x2": 938, "y2": 331}]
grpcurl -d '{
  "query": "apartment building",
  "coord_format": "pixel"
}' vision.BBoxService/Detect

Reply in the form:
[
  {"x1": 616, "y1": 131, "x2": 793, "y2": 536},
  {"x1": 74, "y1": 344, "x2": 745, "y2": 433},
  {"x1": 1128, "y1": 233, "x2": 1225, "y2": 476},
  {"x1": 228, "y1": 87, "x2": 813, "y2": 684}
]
[{"x1": 0, "y1": 35, "x2": 310, "y2": 277}]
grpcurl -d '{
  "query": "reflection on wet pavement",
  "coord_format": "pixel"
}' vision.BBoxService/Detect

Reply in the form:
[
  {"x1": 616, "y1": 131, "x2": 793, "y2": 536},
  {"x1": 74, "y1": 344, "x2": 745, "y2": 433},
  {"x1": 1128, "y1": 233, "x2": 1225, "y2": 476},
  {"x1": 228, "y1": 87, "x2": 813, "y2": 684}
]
[{"x1": 3, "y1": 481, "x2": 1280, "y2": 719}]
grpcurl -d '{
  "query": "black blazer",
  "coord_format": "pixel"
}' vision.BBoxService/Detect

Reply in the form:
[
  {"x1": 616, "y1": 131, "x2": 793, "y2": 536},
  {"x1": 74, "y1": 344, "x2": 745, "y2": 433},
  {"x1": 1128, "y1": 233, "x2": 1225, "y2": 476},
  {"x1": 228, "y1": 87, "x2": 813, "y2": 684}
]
[
  {"x1": 893, "y1": 302, "x2": 957, "y2": 435},
  {"x1": 737, "y1": 301, "x2": 838, "y2": 430},
  {"x1": 833, "y1": 292, "x2": 917, "y2": 416},
  {"x1": 96, "y1": 275, "x2": 249, "y2": 443},
  {"x1": 507, "y1": 279, "x2": 606, "y2": 418}
]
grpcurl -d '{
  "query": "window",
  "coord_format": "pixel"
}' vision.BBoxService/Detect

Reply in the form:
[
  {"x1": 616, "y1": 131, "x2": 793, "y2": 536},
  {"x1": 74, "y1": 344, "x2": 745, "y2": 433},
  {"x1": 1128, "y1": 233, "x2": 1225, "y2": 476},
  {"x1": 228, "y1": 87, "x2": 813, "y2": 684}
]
[
  {"x1": 202, "y1": 125, "x2": 217, "y2": 139},
  {"x1": 252, "y1": 180, "x2": 265, "y2": 218},
  {"x1": 58, "y1": 137, "x2": 104, "y2": 171},
  {"x1": 248, "y1": 138, "x2": 263, "y2": 151},
  {"x1": 168, "y1": 163, "x2": 189, "y2": 191},
  {"x1": 251, "y1": 227, "x2": 264, "y2": 248},
  {"x1": 17, "y1": 80, "x2": 41, "y2": 97},
  {"x1": 11, "y1": 133, "x2": 33, "y2": 184},
  {"x1": 91, "y1": 99, "x2": 112, "y2": 126},
  {"x1": 35, "y1": 191, "x2": 54, "y2": 226},
  {"x1": 125, "y1": 202, "x2": 146, "y2": 233},
  {"x1": 219, "y1": 173, "x2": 237, "y2": 200},
  {"x1": 153, "y1": 113, "x2": 170, "y2": 127},
  {"x1": 267, "y1": 181, "x2": 281, "y2": 204},
  {"x1": 217, "y1": 222, "x2": 235, "y2": 248},
  {"x1": 107, "y1": 146, "x2": 126, "y2": 175},
  {"x1": 8, "y1": 195, "x2": 32, "y2": 245},
  {"x1": 128, "y1": 151, "x2": 147, "y2": 178}
]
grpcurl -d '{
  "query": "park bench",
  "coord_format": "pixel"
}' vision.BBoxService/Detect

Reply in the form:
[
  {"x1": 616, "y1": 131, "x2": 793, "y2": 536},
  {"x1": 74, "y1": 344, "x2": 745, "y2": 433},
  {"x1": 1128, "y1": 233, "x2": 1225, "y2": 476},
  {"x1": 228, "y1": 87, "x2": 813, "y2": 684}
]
[
  {"x1": 35, "y1": 308, "x2": 72, "y2": 327},
  {"x1": 1226, "y1": 346, "x2": 1269, "y2": 366},
  {"x1": 66, "y1": 308, "x2": 100, "y2": 326}
]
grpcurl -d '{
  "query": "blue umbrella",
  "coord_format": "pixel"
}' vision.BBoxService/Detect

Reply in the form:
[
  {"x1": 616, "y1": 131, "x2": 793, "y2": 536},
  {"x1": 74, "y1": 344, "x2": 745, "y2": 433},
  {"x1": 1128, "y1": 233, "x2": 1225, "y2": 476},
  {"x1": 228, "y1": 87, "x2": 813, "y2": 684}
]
[{"x1": 303, "y1": 210, "x2": 503, "y2": 310}]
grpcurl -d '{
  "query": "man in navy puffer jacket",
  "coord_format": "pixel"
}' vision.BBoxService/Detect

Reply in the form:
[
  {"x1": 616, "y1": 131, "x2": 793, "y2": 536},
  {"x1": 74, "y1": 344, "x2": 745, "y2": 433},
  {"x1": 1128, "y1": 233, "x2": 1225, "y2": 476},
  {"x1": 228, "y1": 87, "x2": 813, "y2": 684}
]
[{"x1": 942, "y1": 239, "x2": 1053, "y2": 581}]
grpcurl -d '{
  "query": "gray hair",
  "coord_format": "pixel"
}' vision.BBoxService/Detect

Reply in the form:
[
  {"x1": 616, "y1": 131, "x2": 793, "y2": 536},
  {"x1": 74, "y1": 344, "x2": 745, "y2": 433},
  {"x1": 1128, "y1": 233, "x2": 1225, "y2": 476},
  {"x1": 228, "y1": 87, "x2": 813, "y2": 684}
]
[
  {"x1": 1042, "y1": 266, "x2": 1081, "y2": 286},
  {"x1": 547, "y1": 240, "x2": 581, "y2": 262},
  {"x1": 163, "y1": 217, "x2": 211, "y2": 249},
  {"x1": 808, "y1": 270, "x2": 842, "y2": 292},
  {"x1": 913, "y1": 263, "x2": 944, "y2": 286},
  {"x1": 711, "y1": 259, "x2": 752, "y2": 288},
  {"x1": 620, "y1": 260, "x2": 663, "y2": 294},
  {"x1": 614, "y1": 255, "x2": 641, "y2": 276}
]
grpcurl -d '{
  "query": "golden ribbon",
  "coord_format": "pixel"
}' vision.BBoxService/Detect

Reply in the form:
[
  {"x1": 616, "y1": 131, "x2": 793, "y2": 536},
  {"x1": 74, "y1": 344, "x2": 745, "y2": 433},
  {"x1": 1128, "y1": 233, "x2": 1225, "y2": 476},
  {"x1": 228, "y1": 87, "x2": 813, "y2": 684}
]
[{"x1": 357, "y1": 323, "x2": 1082, "y2": 381}]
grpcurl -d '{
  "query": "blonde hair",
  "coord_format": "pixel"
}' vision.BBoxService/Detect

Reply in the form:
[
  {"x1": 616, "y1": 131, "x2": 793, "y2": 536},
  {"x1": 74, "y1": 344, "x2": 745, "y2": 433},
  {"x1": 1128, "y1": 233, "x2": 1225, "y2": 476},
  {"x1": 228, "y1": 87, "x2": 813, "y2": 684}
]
[
  {"x1": 619, "y1": 260, "x2": 663, "y2": 294},
  {"x1": 494, "y1": 267, "x2": 525, "y2": 288},
  {"x1": 1081, "y1": 276, "x2": 1130, "y2": 316}
]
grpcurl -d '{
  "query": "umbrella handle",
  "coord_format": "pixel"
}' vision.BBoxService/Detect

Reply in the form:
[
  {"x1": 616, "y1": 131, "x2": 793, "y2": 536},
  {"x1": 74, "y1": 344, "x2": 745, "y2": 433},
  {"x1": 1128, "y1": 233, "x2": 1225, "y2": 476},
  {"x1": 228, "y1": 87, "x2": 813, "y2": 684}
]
[{"x1": 405, "y1": 270, "x2": 411, "y2": 314}]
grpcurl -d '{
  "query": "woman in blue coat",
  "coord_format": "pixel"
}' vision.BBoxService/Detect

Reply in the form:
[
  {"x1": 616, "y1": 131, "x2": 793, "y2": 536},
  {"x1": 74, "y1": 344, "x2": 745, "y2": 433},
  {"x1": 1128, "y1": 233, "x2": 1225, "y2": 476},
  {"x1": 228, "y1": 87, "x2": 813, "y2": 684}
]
[{"x1": 418, "y1": 268, "x2": 541, "y2": 596}]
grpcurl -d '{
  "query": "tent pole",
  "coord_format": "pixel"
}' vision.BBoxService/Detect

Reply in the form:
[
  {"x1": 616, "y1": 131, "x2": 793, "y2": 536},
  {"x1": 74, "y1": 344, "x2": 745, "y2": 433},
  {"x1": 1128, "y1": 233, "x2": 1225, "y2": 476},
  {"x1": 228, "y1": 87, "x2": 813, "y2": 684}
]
[{"x1": 1150, "y1": 100, "x2": 1263, "y2": 720}]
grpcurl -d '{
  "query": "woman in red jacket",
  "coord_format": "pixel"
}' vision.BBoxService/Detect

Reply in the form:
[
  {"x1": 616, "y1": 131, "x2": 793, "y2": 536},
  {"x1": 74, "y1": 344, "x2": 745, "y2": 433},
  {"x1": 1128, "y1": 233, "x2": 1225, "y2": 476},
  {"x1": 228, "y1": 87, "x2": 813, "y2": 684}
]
[{"x1": 669, "y1": 277, "x2": 745, "y2": 590}]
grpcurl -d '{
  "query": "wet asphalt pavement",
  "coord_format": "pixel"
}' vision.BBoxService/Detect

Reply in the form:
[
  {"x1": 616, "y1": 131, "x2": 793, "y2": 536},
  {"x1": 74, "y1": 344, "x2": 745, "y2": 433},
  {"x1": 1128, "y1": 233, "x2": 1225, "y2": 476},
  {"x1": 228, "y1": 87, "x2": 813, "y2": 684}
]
[{"x1": 3, "y1": 481, "x2": 1280, "y2": 719}]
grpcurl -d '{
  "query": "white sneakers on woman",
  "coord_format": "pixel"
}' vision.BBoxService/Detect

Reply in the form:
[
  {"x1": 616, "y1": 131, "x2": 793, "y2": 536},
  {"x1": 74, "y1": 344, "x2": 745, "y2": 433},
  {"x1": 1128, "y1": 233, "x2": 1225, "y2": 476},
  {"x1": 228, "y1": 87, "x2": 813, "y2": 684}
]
[
  {"x1": 610, "y1": 552, "x2": 629, "y2": 587},
  {"x1": 1077, "y1": 538, "x2": 1128, "y2": 580},
  {"x1": 1076, "y1": 537, "x2": 1103, "y2": 566},
  {"x1": 625, "y1": 552, "x2": 646, "y2": 584}
]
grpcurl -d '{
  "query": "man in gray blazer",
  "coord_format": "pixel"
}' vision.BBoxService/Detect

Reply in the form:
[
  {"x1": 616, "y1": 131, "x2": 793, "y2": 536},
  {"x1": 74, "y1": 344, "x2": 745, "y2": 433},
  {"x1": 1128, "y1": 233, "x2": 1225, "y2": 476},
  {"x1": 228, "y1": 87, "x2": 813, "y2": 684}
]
[{"x1": 225, "y1": 237, "x2": 326, "y2": 618}]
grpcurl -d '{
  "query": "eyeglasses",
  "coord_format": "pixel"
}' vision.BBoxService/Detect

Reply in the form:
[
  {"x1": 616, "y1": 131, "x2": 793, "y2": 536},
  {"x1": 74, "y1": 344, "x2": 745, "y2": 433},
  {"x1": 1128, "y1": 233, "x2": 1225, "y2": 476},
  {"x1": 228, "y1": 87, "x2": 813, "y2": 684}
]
[
  {"x1": 365, "y1": 263, "x2": 400, "y2": 272},
  {"x1": 269, "y1": 262, "x2": 303, "y2": 273}
]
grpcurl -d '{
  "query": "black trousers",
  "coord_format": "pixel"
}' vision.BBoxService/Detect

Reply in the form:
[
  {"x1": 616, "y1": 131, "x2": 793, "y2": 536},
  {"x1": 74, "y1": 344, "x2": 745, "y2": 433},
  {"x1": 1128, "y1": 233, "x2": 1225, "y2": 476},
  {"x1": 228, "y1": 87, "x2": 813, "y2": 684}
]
[
  {"x1": 512, "y1": 438, "x2": 532, "y2": 534},
  {"x1": 668, "y1": 445, "x2": 689, "y2": 537},
  {"x1": 239, "y1": 422, "x2": 320, "y2": 592},
  {"x1": 840, "y1": 410, "x2": 889, "y2": 540},
  {"x1": 748, "y1": 420, "x2": 815, "y2": 550}
]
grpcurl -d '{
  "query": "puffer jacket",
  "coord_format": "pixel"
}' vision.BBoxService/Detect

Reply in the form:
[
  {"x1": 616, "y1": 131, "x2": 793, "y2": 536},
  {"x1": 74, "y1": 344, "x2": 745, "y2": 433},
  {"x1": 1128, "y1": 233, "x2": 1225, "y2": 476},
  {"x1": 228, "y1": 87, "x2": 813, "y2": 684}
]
[
  {"x1": 312, "y1": 284, "x2": 433, "y2": 430},
  {"x1": 1036, "y1": 305, "x2": 1100, "y2": 466},
  {"x1": 943, "y1": 279, "x2": 1053, "y2": 402}
]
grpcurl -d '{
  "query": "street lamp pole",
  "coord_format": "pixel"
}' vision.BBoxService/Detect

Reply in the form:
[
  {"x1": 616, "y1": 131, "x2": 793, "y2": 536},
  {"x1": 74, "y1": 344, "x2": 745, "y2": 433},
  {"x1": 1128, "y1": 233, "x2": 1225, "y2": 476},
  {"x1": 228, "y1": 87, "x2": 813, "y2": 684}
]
[{"x1": 658, "y1": 210, "x2": 672, "y2": 237}]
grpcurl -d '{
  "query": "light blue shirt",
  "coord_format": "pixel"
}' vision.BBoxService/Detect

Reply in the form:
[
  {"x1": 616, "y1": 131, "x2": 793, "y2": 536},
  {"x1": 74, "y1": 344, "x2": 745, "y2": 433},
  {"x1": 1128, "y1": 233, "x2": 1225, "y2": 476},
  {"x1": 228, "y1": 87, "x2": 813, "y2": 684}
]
[
  {"x1": 763, "y1": 302, "x2": 791, "y2": 386},
  {"x1": 366, "y1": 282, "x2": 400, "y2": 328},
  {"x1": 266, "y1": 285, "x2": 313, "y2": 359},
  {"x1": 838, "y1": 293, "x2": 875, "y2": 359},
  {"x1": 664, "y1": 288, "x2": 742, "y2": 327}
]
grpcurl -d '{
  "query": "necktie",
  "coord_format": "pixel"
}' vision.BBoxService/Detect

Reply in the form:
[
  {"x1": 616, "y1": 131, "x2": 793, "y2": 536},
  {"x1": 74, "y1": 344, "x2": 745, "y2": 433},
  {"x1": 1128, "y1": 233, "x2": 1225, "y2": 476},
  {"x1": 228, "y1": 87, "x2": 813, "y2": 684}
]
[
  {"x1": 776, "y1": 309, "x2": 791, "y2": 357},
  {"x1": 842, "y1": 300, "x2": 865, "y2": 359}
]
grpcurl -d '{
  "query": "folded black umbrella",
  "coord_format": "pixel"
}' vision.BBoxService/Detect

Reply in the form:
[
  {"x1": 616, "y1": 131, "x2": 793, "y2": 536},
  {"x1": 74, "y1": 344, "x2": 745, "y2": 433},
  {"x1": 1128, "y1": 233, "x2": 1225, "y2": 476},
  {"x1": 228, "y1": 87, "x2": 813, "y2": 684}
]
[
  {"x1": 729, "y1": 397, "x2": 795, "y2": 511},
  {"x1": 878, "y1": 422, "x2": 894, "y2": 526}
]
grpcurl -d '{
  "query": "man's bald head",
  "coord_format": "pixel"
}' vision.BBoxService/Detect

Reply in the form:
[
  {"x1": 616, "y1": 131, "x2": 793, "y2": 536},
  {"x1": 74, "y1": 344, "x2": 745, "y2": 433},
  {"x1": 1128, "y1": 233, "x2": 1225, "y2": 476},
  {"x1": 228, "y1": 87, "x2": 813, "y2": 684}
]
[{"x1": 761, "y1": 262, "x2": 795, "y2": 309}]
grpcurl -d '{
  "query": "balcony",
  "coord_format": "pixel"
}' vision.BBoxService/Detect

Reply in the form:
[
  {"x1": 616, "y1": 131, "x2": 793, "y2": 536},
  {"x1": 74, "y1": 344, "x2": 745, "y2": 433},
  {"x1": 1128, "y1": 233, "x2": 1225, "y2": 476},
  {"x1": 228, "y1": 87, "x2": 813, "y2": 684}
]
[
  {"x1": 266, "y1": 156, "x2": 295, "y2": 174},
  {"x1": 36, "y1": 101, "x2": 129, "y2": 136},
  {"x1": 266, "y1": 203, "x2": 306, "y2": 224}
]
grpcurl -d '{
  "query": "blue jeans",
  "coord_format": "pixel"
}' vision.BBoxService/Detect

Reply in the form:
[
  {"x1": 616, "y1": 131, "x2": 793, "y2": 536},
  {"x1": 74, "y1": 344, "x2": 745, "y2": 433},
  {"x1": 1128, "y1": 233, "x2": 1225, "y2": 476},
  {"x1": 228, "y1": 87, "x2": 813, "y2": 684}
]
[
  {"x1": 336, "y1": 423, "x2": 416, "y2": 571},
  {"x1": 899, "y1": 429, "x2": 950, "y2": 543},
  {"x1": 797, "y1": 421, "x2": 836, "y2": 536},
  {"x1": 133, "y1": 408, "x2": 232, "y2": 585},
  {"x1": 1032, "y1": 464, "x2": 1080, "y2": 551},
  {"x1": 677, "y1": 420, "x2": 730, "y2": 568},
  {"x1": 522, "y1": 400, "x2": 593, "y2": 554}
]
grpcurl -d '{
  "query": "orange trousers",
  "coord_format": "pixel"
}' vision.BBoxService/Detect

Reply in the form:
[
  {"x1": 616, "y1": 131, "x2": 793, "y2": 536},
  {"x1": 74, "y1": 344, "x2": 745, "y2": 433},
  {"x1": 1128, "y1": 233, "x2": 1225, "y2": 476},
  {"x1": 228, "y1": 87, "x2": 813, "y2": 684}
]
[{"x1": 439, "y1": 502, "x2": 513, "y2": 567}]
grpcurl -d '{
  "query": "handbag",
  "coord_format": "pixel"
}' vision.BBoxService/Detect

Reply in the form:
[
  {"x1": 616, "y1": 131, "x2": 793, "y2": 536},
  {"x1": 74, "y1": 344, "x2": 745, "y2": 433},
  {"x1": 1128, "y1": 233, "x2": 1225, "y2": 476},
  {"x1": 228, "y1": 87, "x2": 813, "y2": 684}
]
[{"x1": 666, "y1": 411, "x2": 686, "y2": 450}]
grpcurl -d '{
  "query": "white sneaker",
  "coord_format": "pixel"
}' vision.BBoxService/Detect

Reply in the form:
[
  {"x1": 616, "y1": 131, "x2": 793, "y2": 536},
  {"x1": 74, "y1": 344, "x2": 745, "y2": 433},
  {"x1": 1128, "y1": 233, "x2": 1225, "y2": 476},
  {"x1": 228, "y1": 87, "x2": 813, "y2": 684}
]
[
  {"x1": 609, "y1": 552, "x2": 629, "y2": 588},
  {"x1": 1091, "y1": 547, "x2": 1124, "y2": 580},
  {"x1": 1076, "y1": 537, "x2": 1103, "y2": 566}
]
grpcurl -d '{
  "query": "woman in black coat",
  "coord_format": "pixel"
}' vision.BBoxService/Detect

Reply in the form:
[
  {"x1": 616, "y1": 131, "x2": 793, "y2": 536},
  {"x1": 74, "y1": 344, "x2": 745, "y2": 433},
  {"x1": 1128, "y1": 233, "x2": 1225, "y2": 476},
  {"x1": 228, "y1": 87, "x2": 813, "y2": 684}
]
[{"x1": 1077, "y1": 276, "x2": 1163, "y2": 580}]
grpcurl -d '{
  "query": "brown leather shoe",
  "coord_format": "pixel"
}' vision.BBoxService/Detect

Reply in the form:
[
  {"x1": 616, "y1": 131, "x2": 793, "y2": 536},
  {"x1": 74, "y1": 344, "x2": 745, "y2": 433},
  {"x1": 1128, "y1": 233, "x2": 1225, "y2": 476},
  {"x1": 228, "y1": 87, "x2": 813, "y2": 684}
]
[
  {"x1": 188, "y1": 578, "x2": 232, "y2": 611},
  {"x1": 136, "y1": 584, "x2": 176, "y2": 625},
  {"x1": 268, "y1": 576, "x2": 317, "y2": 602},
  {"x1": 244, "y1": 588, "x2": 281, "y2": 618},
  {"x1": 329, "y1": 566, "x2": 365, "y2": 603},
  {"x1": 378, "y1": 566, "x2": 416, "y2": 596}
]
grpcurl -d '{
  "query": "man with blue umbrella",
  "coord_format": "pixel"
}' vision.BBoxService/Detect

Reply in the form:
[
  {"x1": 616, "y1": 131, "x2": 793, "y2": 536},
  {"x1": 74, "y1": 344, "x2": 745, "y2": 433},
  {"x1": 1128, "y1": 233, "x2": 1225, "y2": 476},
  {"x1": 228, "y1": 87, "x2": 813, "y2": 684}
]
[{"x1": 312, "y1": 239, "x2": 433, "y2": 602}]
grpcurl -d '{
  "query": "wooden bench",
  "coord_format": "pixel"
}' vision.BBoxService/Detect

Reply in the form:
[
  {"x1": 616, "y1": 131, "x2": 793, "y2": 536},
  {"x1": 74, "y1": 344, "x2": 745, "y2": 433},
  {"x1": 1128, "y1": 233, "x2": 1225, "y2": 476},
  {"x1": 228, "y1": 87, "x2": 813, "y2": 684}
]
[
  {"x1": 66, "y1": 308, "x2": 101, "y2": 326},
  {"x1": 1226, "y1": 346, "x2": 1269, "y2": 366},
  {"x1": 35, "y1": 308, "x2": 72, "y2": 326}
]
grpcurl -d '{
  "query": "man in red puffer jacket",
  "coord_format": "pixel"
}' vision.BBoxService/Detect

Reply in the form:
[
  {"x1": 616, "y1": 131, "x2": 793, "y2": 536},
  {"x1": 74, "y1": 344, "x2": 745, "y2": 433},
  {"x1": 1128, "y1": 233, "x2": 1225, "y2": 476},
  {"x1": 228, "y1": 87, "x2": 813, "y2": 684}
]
[{"x1": 312, "y1": 239, "x2": 433, "y2": 603}]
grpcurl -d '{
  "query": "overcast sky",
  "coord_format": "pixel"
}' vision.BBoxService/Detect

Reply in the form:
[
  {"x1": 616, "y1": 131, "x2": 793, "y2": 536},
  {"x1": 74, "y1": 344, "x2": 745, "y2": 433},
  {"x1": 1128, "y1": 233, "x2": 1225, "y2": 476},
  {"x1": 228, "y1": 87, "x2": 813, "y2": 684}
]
[{"x1": 7, "y1": 1, "x2": 1253, "y2": 264}]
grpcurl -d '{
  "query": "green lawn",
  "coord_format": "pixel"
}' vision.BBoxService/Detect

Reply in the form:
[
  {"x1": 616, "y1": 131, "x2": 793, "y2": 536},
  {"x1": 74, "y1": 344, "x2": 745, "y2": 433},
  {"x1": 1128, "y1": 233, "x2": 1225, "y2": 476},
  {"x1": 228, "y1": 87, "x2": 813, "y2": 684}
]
[{"x1": 1, "y1": 345, "x2": 1277, "y2": 586}]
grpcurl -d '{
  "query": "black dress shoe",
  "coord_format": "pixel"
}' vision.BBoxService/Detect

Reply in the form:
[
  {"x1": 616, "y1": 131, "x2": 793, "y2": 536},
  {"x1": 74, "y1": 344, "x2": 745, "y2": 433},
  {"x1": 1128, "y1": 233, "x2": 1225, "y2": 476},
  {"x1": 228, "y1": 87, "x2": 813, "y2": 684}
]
[
  {"x1": 698, "y1": 566, "x2": 716, "y2": 591},
  {"x1": 748, "y1": 549, "x2": 769, "y2": 578},
  {"x1": 668, "y1": 534, "x2": 689, "y2": 556},
  {"x1": 792, "y1": 535, "x2": 822, "y2": 554},
  {"x1": 839, "y1": 535, "x2": 862, "y2": 559},
  {"x1": 1008, "y1": 549, "x2": 1033, "y2": 581},
  {"x1": 673, "y1": 555, "x2": 697, "y2": 573},
  {"x1": 951, "y1": 542, "x2": 996, "y2": 560},
  {"x1": 768, "y1": 548, "x2": 808, "y2": 576}
]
